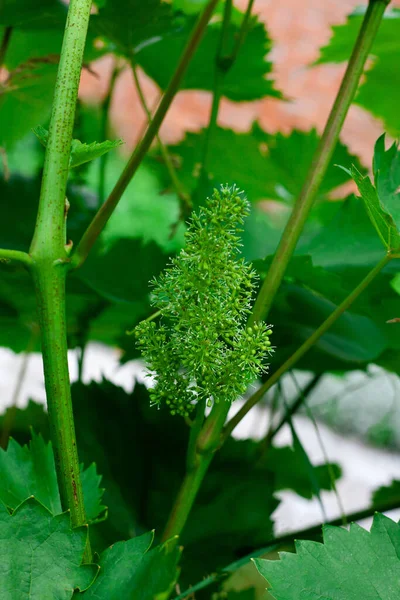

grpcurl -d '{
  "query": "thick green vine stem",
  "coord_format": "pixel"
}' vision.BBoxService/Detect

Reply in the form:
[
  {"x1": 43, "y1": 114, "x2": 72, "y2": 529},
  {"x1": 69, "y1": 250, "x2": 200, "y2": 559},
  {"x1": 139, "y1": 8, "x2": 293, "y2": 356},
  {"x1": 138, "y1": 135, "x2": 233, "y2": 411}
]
[
  {"x1": 32, "y1": 266, "x2": 86, "y2": 518},
  {"x1": 250, "y1": 0, "x2": 390, "y2": 324},
  {"x1": 29, "y1": 0, "x2": 92, "y2": 558}
]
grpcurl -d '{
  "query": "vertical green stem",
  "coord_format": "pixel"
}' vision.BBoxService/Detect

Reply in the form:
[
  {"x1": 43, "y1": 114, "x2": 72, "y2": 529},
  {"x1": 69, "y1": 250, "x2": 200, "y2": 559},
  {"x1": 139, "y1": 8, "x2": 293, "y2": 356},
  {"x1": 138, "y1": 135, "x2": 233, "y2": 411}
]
[
  {"x1": 29, "y1": 0, "x2": 92, "y2": 556},
  {"x1": 200, "y1": 0, "x2": 232, "y2": 177},
  {"x1": 250, "y1": 0, "x2": 390, "y2": 324},
  {"x1": 32, "y1": 265, "x2": 86, "y2": 525},
  {"x1": 30, "y1": 0, "x2": 92, "y2": 256},
  {"x1": 162, "y1": 399, "x2": 230, "y2": 541},
  {"x1": 161, "y1": 453, "x2": 213, "y2": 543},
  {"x1": 98, "y1": 62, "x2": 122, "y2": 206}
]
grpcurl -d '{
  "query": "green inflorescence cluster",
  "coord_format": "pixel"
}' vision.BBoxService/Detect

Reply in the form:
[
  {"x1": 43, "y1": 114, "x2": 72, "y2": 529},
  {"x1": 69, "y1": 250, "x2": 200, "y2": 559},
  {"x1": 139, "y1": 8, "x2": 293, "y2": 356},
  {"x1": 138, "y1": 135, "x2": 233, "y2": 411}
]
[{"x1": 134, "y1": 185, "x2": 273, "y2": 416}]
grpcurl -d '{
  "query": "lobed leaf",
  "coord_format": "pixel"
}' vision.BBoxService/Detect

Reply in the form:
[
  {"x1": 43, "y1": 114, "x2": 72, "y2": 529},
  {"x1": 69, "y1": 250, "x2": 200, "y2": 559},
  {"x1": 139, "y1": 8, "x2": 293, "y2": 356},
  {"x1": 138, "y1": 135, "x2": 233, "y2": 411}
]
[
  {"x1": 33, "y1": 125, "x2": 123, "y2": 168},
  {"x1": 161, "y1": 125, "x2": 364, "y2": 204},
  {"x1": 93, "y1": 0, "x2": 178, "y2": 59},
  {"x1": 136, "y1": 8, "x2": 280, "y2": 101},
  {"x1": 0, "y1": 498, "x2": 97, "y2": 599},
  {"x1": 254, "y1": 513, "x2": 400, "y2": 599},
  {"x1": 372, "y1": 479, "x2": 400, "y2": 507},
  {"x1": 349, "y1": 165, "x2": 400, "y2": 252},
  {"x1": 0, "y1": 61, "x2": 57, "y2": 148},
  {"x1": 81, "y1": 532, "x2": 181, "y2": 599},
  {"x1": 0, "y1": 432, "x2": 106, "y2": 523},
  {"x1": 338, "y1": 135, "x2": 400, "y2": 253}
]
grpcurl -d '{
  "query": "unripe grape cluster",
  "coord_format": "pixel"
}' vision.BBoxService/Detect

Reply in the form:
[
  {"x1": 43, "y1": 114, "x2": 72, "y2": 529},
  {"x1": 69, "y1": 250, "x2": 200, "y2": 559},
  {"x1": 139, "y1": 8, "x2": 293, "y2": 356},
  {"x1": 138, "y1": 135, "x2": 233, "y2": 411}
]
[{"x1": 134, "y1": 185, "x2": 273, "y2": 416}]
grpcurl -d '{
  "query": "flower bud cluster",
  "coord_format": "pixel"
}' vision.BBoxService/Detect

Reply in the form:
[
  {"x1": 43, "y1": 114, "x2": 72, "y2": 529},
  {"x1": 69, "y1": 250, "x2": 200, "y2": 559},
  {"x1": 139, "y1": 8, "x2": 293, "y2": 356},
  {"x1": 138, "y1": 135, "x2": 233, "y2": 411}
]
[{"x1": 135, "y1": 185, "x2": 273, "y2": 416}]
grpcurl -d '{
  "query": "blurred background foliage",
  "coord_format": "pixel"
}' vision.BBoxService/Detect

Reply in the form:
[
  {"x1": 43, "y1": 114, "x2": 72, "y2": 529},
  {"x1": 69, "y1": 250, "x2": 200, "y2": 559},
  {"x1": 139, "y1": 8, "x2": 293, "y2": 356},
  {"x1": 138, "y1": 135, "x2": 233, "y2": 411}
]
[{"x1": 2, "y1": 0, "x2": 400, "y2": 597}]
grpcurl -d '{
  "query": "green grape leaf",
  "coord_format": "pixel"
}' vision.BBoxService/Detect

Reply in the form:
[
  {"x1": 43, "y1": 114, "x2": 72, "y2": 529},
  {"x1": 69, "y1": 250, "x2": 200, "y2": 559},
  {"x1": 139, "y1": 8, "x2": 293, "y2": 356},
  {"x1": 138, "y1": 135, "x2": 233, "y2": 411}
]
[
  {"x1": 254, "y1": 513, "x2": 400, "y2": 600},
  {"x1": 256, "y1": 253, "x2": 394, "y2": 373},
  {"x1": 0, "y1": 432, "x2": 106, "y2": 522},
  {"x1": 0, "y1": 2, "x2": 99, "y2": 67},
  {"x1": 81, "y1": 532, "x2": 181, "y2": 599},
  {"x1": 338, "y1": 135, "x2": 400, "y2": 252},
  {"x1": 136, "y1": 9, "x2": 279, "y2": 101},
  {"x1": 0, "y1": 400, "x2": 49, "y2": 444},
  {"x1": 78, "y1": 237, "x2": 169, "y2": 304},
  {"x1": 80, "y1": 463, "x2": 107, "y2": 524},
  {"x1": 173, "y1": 0, "x2": 208, "y2": 14},
  {"x1": 271, "y1": 283, "x2": 387, "y2": 369},
  {"x1": 0, "y1": 1, "x2": 100, "y2": 149},
  {"x1": 0, "y1": 172, "x2": 96, "y2": 254},
  {"x1": 0, "y1": 0, "x2": 66, "y2": 28},
  {"x1": 33, "y1": 125, "x2": 124, "y2": 168},
  {"x1": 317, "y1": 8, "x2": 400, "y2": 136},
  {"x1": 223, "y1": 591, "x2": 258, "y2": 600},
  {"x1": 0, "y1": 498, "x2": 98, "y2": 599},
  {"x1": 372, "y1": 479, "x2": 400, "y2": 507},
  {"x1": 0, "y1": 60, "x2": 58, "y2": 148},
  {"x1": 163, "y1": 125, "x2": 364, "y2": 203},
  {"x1": 373, "y1": 134, "x2": 400, "y2": 230},
  {"x1": 0, "y1": 173, "x2": 106, "y2": 353},
  {"x1": 297, "y1": 196, "x2": 390, "y2": 269},
  {"x1": 93, "y1": 0, "x2": 178, "y2": 58},
  {"x1": 348, "y1": 166, "x2": 400, "y2": 252}
]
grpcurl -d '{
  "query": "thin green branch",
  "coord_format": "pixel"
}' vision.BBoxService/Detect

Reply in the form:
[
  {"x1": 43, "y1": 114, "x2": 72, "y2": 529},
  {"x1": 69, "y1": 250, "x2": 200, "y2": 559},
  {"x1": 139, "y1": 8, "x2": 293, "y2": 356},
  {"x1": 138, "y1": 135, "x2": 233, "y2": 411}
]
[
  {"x1": 250, "y1": 0, "x2": 391, "y2": 324},
  {"x1": 260, "y1": 373, "x2": 322, "y2": 453},
  {"x1": 0, "y1": 26, "x2": 13, "y2": 71},
  {"x1": 161, "y1": 452, "x2": 213, "y2": 544},
  {"x1": 223, "y1": 252, "x2": 392, "y2": 440},
  {"x1": 200, "y1": 0, "x2": 232, "y2": 177},
  {"x1": 71, "y1": 0, "x2": 219, "y2": 269},
  {"x1": 131, "y1": 59, "x2": 191, "y2": 212},
  {"x1": 0, "y1": 248, "x2": 32, "y2": 268},
  {"x1": 229, "y1": 0, "x2": 255, "y2": 63},
  {"x1": 28, "y1": 0, "x2": 93, "y2": 560},
  {"x1": 294, "y1": 375, "x2": 347, "y2": 526},
  {"x1": 98, "y1": 61, "x2": 123, "y2": 205}
]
